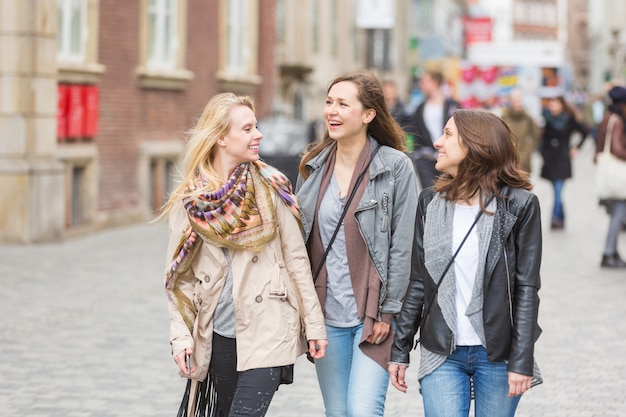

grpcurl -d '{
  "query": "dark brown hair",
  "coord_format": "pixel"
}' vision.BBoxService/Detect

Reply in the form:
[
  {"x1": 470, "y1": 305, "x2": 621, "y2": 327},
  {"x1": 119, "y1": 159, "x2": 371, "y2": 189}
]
[
  {"x1": 435, "y1": 109, "x2": 532, "y2": 208},
  {"x1": 298, "y1": 70, "x2": 406, "y2": 179}
]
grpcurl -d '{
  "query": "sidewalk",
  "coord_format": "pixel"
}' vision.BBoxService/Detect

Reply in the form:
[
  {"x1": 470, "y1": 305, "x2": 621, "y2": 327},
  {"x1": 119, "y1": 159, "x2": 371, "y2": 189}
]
[{"x1": 0, "y1": 143, "x2": 625, "y2": 417}]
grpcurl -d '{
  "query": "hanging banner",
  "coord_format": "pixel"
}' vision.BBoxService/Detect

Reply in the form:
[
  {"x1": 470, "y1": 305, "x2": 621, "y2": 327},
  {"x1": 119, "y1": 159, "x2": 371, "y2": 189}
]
[
  {"x1": 356, "y1": 0, "x2": 395, "y2": 29},
  {"x1": 463, "y1": 16, "x2": 492, "y2": 46}
]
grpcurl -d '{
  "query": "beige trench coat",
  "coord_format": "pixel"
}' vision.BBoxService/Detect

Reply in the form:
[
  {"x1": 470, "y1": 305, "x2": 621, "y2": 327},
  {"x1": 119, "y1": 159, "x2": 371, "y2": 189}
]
[{"x1": 165, "y1": 192, "x2": 326, "y2": 380}]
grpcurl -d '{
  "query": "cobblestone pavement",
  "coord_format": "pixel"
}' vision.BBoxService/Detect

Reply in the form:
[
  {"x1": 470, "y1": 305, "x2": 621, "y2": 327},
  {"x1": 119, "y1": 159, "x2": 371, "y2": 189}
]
[{"x1": 1, "y1": 144, "x2": 625, "y2": 417}]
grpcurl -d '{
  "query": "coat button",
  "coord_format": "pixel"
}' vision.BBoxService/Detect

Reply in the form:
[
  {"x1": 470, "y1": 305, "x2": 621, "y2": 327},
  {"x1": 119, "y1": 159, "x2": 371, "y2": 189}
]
[
  {"x1": 255, "y1": 295, "x2": 263, "y2": 303},
  {"x1": 252, "y1": 255, "x2": 258, "y2": 262},
  {"x1": 203, "y1": 275, "x2": 210, "y2": 283}
]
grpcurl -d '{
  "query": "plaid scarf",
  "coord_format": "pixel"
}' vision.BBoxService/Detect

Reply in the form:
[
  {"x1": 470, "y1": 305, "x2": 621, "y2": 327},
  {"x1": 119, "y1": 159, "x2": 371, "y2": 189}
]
[{"x1": 165, "y1": 161, "x2": 300, "y2": 332}]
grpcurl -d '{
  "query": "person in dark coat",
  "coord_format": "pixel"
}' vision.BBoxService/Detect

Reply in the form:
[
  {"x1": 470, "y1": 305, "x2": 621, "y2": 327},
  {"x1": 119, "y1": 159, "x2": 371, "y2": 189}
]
[
  {"x1": 406, "y1": 70, "x2": 460, "y2": 190},
  {"x1": 539, "y1": 96, "x2": 590, "y2": 229}
]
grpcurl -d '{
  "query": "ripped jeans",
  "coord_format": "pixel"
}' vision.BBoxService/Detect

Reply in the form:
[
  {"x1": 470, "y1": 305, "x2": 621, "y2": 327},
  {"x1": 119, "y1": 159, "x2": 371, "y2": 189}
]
[{"x1": 210, "y1": 333, "x2": 282, "y2": 417}]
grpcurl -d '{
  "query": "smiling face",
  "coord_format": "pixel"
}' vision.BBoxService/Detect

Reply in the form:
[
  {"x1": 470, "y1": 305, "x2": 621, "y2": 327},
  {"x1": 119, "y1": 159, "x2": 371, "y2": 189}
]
[
  {"x1": 324, "y1": 81, "x2": 374, "y2": 143},
  {"x1": 217, "y1": 105, "x2": 262, "y2": 167},
  {"x1": 433, "y1": 117, "x2": 468, "y2": 177}
]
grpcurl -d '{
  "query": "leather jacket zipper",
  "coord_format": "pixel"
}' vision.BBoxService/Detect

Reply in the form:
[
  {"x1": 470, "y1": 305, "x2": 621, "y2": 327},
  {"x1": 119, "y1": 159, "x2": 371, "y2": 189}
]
[{"x1": 504, "y1": 250, "x2": 514, "y2": 326}]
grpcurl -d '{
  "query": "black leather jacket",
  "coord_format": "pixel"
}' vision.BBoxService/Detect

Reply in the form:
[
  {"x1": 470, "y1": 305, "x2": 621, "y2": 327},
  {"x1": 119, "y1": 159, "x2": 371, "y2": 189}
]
[{"x1": 391, "y1": 187, "x2": 542, "y2": 377}]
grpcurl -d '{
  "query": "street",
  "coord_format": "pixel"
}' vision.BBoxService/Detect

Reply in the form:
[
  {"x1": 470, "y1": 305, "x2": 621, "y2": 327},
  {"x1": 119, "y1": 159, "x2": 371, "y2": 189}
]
[{"x1": 1, "y1": 142, "x2": 625, "y2": 417}]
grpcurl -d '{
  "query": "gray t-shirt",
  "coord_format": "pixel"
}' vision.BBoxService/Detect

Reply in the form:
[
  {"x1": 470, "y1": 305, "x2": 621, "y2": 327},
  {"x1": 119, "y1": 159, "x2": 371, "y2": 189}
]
[
  {"x1": 213, "y1": 248, "x2": 236, "y2": 338},
  {"x1": 318, "y1": 174, "x2": 360, "y2": 327}
]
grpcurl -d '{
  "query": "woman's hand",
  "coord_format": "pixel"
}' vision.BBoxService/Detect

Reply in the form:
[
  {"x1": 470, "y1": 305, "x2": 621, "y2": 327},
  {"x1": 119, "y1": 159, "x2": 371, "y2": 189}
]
[
  {"x1": 388, "y1": 363, "x2": 408, "y2": 393},
  {"x1": 174, "y1": 347, "x2": 195, "y2": 376},
  {"x1": 367, "y1": 320, "x2": 390, "y2": 345},
  {"x1": 508, "y1": 371, "x2": 532, "y2": 397},
  {"x1": 308, "y1": 339, "x2": 328, "y2": 360}
]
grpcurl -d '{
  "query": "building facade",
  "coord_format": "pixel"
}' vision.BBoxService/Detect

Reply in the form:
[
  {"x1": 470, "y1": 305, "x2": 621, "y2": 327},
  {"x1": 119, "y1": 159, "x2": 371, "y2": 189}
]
[
  {"x1": 3, "y1": 0, "x2": 437, "y2": 243},
  {"x1": 588, "y1": 0, "x2": 626, "y2": 94},
  {"x1": 0, "y1": 0, "x2": 276, "y2": 243}
]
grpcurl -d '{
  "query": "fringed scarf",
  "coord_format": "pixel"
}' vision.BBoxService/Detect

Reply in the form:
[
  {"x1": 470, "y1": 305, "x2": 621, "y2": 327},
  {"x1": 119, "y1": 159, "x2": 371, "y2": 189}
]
[{"x1": 165, "y1": 160, "x2": 300, "y2": 333}]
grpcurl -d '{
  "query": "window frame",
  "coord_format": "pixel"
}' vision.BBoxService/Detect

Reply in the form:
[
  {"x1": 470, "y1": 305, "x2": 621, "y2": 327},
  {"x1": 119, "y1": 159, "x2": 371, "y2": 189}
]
[
  {"x1": 57, "y1": 0, "x2": 105, "y2": 84},
  {"x1": 216, "y1": 0, "x2": 261, "y2": 91},
  {"x1": 137, "y1": 0, "x2": 193, "y2": 90},
  {"x1": 57, "y1": 0, "x2": 87, "y2": 63}
]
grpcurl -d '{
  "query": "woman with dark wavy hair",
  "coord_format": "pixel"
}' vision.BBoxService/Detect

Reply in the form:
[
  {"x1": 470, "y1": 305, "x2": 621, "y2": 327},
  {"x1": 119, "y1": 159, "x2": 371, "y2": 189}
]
[{"x1": 389, "y1": 110, "x2": 543, "y2": 417}]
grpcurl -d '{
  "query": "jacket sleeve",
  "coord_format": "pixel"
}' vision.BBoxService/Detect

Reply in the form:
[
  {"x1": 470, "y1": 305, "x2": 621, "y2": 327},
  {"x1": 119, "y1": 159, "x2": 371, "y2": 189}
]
[
  {"x1": 275, "y1": 197, "x2": 327, "y2": 341},
  {"x1": 508, "y1": 193, "x2": 542, "y2": 376},
  {"x1": 573, "y1": 117, "x2": 591, "y2": 149},
  {"x1": 164, "y1": 204, "x2": 196, "y2": 357},
  {"x1": 381, "y1": 154, "x2": 419, "y2": 315},
  {"x1": 390, "y1": 193, "x2": 428, "y2": 365}
]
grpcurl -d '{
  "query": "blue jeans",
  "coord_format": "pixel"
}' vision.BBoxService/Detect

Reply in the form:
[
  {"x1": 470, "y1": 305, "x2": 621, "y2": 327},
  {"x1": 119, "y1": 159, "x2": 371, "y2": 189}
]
[
  {"x1": 314, "y1": 323, "x2": 389, "y2": 417},
  {"x1": 604, "y1": 200, "x2": 626, "y2": 255},
  {"x1": 420, "y1": 346, "x2": 522, "y2": 417},
  {"x1": 551, "y1": 179, "x2": 565, "y2": 221}
]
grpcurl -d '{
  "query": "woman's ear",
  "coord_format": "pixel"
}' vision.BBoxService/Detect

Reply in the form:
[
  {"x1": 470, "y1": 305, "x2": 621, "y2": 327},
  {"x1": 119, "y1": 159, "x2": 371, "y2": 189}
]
[
  {"x1": 216, "y1": 136, "x2": 227, "y2": 146},
  {"x1": 363, "y1": 108, "x2": 376, "y2": 124}
]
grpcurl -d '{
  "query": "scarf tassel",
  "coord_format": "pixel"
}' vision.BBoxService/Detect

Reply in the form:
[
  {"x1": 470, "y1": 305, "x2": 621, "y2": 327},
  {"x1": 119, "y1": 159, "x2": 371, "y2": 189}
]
[{"x1": 177, "y1": 376, "x2": 219, "y2": 417}]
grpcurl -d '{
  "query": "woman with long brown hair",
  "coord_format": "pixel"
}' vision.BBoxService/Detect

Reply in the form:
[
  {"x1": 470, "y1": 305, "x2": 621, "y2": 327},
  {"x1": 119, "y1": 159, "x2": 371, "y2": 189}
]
[
  {"x1": 389, "y1": 110, "x2": 542, "y2": 417},
  {"x1": 296, "y1": 71, "x2": 419, "y2": 416}
]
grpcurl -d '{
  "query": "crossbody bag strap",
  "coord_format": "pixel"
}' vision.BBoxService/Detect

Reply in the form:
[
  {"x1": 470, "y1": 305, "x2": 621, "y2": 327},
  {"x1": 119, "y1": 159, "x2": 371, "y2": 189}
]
[
  {"x1": 603, "y1": 114, "x2": 617, "y2": 154},
  {"x1": 312, "y1": 144, "x2": 381, "y2": 283},
  {"x1": 415, "y1": 195, "x2": 495, "y2": 347}
]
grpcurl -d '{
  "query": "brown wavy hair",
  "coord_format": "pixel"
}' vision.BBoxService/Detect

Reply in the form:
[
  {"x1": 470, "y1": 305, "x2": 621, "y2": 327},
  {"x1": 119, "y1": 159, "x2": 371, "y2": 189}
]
[
  {"x1": 298, "y1": 70, "x2": 407, "y2": 179},
  {"x1": 434, "y1": 109, "x2": 532, "y2": 208}
]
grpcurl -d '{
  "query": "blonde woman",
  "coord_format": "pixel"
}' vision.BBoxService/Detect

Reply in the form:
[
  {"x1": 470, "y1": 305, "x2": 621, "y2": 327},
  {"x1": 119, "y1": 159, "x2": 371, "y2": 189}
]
[{"x1": 159, "y1": 93, "x2": 327, "y2": 417}]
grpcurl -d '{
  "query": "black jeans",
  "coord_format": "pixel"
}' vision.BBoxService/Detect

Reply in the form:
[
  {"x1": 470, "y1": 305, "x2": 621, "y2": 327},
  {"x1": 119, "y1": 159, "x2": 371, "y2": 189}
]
[{"x1": 210, "y1": 333, "x2": 282, "y2": 417}]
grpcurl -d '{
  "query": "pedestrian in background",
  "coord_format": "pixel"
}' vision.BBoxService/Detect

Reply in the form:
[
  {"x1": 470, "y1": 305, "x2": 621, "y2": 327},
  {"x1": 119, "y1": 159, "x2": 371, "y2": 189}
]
[
  {"x1": 389, "y1": 109, "x2": 542, "y2": 417},
  {"x1": 159, "y1": 93, "x2": 327, "y2": 417},
  {"x1": 595, "y1": 85, "x2": 626, "y2": 269},
  {"x1": 296, "y1": 70, "x2": 419, "y2": 417},
  {"x1": 382, "y1": 79, "x2": 411, "y2": 133},
  {"x1": 501, "y1": 90, "x2": 540, "y2": 174},
  {"x1": 406, "y1": 70, "x2": 460, "y2": 190},
  {"x1": 539, "y1": 96, "x2": 591, "y2": 229}
]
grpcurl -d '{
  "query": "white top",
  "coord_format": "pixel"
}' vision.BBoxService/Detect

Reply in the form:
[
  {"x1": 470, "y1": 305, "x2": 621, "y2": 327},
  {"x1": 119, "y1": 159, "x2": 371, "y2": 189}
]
[
  {"x1": 452, "y1": 203, "x2": 482, "y2": 346},
  {"x1": 423, "y1": 103, "x2": 443, "y2": 144}
]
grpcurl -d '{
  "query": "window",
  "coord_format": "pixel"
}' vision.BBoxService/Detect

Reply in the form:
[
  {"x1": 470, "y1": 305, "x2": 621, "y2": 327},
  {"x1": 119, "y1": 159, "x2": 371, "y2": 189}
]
[
  {"x1": 57, "y1": 0, "x2": 86, "y2": 63},
  {"x1": 276, "y1": 0, "x2": 286, "y2": 43},
  {"x1": 57, "y1": 143, "x2": 98, "y2": 229},
  {"x1": 70, "y1": 166, "x2": 85, "y2": 225},
  {"x1": 138, "y1": 0, "x2": 192, "y2": 90},
  {"x1": 311, "y1": 0, "x2": 319, "y2": 52},
  {"x1": 147, "y1": 0, "x2": 178, "y2": 69},
  {"x1": 366, "y1": 29, "x2": 391, "y2": 71},
  {"x1": 331, "y1": 0, "x2": 338, "y2": 56},
  {"x1": 226, "y1": 0, "x2": 251, "y2": 76},
  {"x1": 217, "y1": 0, "x2": 260, "y2": 90},
  {"x1": 150, "y1": 158, "x2": 177, "y2": 212},
  {"x1": 139, "y1": 141, "x2": 183, "y2": 216}
]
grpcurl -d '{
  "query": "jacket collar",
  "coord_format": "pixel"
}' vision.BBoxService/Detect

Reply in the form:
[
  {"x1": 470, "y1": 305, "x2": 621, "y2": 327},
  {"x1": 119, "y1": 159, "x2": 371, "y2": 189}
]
[{"x1": 484, "y1": 187, "x2": 518, "y2": 286}]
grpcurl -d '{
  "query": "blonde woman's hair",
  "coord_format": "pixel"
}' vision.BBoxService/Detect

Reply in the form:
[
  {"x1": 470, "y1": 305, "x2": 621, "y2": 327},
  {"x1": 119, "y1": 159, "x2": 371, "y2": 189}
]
[{"x1": 156, "y1": 92, "x2": 255, "y2": 220}]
